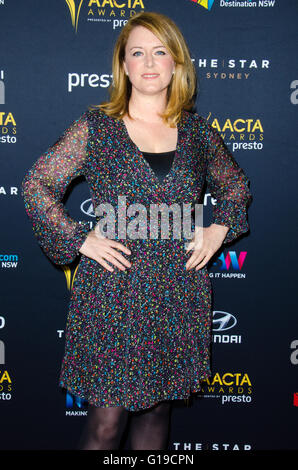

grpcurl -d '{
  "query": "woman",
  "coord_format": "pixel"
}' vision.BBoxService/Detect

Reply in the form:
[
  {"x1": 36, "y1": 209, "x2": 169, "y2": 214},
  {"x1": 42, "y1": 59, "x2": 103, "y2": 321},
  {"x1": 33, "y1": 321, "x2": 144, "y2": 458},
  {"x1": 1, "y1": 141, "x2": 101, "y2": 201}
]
[{"x1": 21, "y1": 12, "x2": 252, "y2": 450}]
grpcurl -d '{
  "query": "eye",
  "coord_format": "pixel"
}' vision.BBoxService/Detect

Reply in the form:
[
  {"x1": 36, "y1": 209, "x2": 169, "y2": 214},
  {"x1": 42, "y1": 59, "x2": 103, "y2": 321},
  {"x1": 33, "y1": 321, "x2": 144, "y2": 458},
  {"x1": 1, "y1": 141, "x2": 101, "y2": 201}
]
[
  {"x1": 155, "y1": 50, "x2": 166, "y2": 55},
  {"x1": 132, "y1": 51, "x2": 143, "y2": 57}
]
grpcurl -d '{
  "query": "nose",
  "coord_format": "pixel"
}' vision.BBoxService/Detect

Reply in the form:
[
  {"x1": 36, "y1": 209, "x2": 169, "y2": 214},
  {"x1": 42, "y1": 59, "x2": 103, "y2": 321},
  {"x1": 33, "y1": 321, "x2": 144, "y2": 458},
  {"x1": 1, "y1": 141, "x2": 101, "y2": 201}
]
[{"x1": 144, "y1": 52, "x2": 154, "y2": 68}]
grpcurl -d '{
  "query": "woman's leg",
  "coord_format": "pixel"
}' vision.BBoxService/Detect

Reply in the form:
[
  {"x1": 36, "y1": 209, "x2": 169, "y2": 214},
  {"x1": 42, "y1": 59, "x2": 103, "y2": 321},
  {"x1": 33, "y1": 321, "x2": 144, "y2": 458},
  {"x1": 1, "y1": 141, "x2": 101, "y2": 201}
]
[
  {"x1": 129, "y1": 401, "x2": 172, "y2": 450},
  {"x1": 78, "y1": 404, "x2": 129, "y2": 450}
]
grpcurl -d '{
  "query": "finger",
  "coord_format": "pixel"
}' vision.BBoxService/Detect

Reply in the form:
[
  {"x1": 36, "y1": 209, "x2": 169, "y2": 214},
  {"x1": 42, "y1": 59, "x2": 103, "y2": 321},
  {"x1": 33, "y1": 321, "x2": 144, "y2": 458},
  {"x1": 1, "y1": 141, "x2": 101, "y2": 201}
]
[
  {"x1": 194, "y1": 251, "x2": 212, "y2": 270},
  {"x1": 105, "y1": 247, "x2": 132, "y2": 268},
  {"x1": 185, "y1": 246, "x2": 202, "y2": 268},
  {"x1": 185, "y1": 248, "x2": 197, "y2": 266},
  {"x1": 185, "y1": 235, "x2": 203, "y2": 253},
  {"x1": 185, "y1": 242, "x2": 196, "y2": 258},
  {"x1": 103, "y1": 252, "x2": 130, "y2": 271},
  {"x1": 186, "y1": 252, "x2": 199, "y2": 270},
  {"x1": 187, "y1": 252, "x2": 207, "y2": 270},
  {"x1": 93, "y1": 227, "x2": 132, "y2": 256},
  {"x1": 105, "y1": 239, "x2": 132, "y2": 256},
  {"x1": 97, "y1": 256, "x2": 115, "y2": 272},
  {"x1": 195, "y1": 256, "x2": 210, "y2": 270}
]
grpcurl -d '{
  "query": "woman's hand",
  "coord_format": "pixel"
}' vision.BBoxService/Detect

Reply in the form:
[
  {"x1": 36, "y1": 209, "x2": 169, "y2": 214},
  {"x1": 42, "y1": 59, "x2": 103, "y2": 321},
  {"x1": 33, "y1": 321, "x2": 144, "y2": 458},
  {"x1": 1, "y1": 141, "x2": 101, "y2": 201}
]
[
  {"x1": 185, "y1": 224, "x2": 229, "y2": 271},
  {"x1": 78, "y1": 226, "x2": 132, "y2": 272}
]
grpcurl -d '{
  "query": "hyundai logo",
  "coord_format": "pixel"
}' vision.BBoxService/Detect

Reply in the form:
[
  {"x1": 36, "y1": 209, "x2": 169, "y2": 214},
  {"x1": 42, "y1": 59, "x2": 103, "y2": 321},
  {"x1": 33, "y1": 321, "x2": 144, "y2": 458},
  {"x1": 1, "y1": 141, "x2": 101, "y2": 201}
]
[
  {"x1": 80, "y1": 199, "x2": 95, "y2": 217},
  {"x1": 212, "y1": 311, "x2": 237, "y2": 331}
]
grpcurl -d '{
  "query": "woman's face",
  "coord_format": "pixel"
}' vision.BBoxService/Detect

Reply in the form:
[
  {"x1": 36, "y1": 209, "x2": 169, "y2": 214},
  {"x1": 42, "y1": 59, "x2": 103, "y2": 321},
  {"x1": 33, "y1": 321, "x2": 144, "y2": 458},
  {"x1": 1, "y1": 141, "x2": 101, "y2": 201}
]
[{"x1": 123, "y1": 25, "x2": 175, "y2": 99}]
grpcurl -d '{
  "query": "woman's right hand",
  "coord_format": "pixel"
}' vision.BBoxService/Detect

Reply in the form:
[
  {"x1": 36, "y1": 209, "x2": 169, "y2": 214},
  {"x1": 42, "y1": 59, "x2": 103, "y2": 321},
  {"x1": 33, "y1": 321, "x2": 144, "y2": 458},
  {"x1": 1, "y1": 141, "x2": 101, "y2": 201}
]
[{"x1": 78, "y1": 227, "x2": 132, "y2": 272}]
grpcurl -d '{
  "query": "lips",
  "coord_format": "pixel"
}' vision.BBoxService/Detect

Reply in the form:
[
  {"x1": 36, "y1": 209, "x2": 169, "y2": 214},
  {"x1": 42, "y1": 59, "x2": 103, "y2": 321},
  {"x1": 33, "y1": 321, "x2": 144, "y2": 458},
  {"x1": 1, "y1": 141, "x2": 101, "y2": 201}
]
[{"x1": 142, "y1": 74, "x2": 160, "y2": 78}]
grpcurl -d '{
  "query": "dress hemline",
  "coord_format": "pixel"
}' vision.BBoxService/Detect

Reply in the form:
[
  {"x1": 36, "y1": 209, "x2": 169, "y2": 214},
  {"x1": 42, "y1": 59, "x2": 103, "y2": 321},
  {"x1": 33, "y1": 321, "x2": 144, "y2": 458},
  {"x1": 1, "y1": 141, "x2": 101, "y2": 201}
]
[{"x1": 59, "y1": 373, "x2": 210, "y2": 413}]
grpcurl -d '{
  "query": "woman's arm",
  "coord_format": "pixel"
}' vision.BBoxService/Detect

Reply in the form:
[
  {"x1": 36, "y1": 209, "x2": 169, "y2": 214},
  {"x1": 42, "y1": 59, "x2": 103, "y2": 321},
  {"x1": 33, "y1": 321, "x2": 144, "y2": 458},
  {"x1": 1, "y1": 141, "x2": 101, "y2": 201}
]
[
  {"x1": 21, "y1": 112, "x2": 91, "y2": 265},
  {"x1": 205, "y1": 121, "x2": 252, "y2": 245}
]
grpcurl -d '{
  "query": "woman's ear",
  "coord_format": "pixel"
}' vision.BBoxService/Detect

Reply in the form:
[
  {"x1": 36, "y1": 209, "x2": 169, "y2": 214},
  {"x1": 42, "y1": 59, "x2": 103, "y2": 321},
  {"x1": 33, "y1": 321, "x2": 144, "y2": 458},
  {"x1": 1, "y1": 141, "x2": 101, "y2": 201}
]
[{"x1": 123, "y1": 61, "x2": 129, "y2": 76}]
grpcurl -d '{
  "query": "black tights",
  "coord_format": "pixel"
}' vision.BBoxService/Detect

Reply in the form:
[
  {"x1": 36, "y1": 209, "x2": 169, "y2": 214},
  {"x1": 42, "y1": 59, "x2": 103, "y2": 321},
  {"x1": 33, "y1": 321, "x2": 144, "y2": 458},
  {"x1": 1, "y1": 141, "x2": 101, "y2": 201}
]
[{"x1": 79, "y1": 400, "x2": 171, "y2": 450}]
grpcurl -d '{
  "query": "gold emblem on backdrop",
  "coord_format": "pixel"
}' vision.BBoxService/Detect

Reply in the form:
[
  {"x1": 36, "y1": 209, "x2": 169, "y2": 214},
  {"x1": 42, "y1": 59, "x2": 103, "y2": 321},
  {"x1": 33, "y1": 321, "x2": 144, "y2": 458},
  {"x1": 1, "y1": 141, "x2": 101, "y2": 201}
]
[
  {"x1": 65, "y1": 0, "x2": 84, "y2": 33},
  {"x1": 61, "y1": 264, "x2": 79, "y2": 291}
]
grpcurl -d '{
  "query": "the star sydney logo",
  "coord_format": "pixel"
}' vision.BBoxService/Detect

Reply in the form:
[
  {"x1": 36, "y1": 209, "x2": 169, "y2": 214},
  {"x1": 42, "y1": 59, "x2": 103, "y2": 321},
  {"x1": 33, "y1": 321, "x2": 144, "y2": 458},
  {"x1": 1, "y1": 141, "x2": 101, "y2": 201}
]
[{"x1": 190, "y1": 0, "x2": 215, "y2": 10}]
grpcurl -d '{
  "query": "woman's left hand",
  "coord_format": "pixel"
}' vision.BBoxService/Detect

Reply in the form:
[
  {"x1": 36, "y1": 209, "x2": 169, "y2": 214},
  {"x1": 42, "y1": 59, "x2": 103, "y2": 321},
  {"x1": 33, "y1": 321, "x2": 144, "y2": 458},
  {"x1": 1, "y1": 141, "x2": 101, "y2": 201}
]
[{"x1": 185, "y1": 223, "x2": 229, "y2": 271}]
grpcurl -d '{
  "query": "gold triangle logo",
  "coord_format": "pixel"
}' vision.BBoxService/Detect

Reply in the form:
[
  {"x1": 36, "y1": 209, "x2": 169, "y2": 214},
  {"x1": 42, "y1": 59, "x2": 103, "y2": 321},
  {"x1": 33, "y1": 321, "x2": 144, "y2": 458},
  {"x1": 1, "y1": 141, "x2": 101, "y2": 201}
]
[
  {"x1": 65, "y1": 0, "x2": 84, "y2": 33},
  {"x1": 61, "y1": 264, "x2": 79, "y2": 291}
]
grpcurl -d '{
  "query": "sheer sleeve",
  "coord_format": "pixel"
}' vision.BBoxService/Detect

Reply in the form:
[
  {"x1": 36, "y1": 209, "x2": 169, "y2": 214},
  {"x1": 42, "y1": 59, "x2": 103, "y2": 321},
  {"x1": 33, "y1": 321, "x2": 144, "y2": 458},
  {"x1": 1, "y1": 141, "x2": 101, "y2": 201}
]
[
  {"x1": 204, "y1": 121, "x2": 252, "y2": 245},
  {"x1": 21, "y1": 111, "x2": 91, "y2": 265}
]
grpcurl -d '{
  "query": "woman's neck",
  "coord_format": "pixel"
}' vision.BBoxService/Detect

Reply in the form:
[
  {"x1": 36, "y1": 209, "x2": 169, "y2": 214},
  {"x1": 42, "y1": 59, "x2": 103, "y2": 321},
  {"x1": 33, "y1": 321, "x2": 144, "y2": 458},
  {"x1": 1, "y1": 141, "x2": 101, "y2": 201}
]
[{"x1": 127, "y1": 91, "x2": 167, "y2": 123}]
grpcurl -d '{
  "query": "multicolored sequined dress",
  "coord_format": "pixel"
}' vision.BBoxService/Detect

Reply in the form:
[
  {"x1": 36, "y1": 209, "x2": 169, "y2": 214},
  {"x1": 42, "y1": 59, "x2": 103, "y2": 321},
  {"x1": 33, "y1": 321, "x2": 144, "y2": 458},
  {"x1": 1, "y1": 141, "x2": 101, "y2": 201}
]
[{"x1": 21, "y1": 108, "x2": 252, "y2": 411}]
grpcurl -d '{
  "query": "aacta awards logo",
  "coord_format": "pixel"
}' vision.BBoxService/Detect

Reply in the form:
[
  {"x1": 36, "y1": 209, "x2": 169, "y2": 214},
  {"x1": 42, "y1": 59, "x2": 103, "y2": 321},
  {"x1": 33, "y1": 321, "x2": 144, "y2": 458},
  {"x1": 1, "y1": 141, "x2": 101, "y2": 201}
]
[
  {"x1": 0, "y1": 70, "x2": 17, "y2": 145},
  {"x1": 64, "y1": 0, "x2": 146, "y2": 33},
  {"x1": 206, "y1": 112, "x2": 264, "y2": 153},
  {"x1": 199, "y1": 371, "x2": 252, "y2": 405},
  {"x1": 0, "y1": 316, "x2": 12, "y2": 401}
]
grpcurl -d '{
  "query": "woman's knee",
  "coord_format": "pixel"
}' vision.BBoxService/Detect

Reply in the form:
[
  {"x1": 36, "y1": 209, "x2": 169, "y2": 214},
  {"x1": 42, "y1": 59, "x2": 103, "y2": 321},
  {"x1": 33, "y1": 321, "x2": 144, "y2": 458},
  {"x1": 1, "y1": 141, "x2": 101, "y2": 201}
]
[
  {"x1": 134, "y1": 401, "x2": 171, "y2": 419},
  {"x1": 151, "y1": 401, "x2": 171, "y2": 416},
  {"x1": 87, "y1": 405, "x2": 128, "y2": 441}
]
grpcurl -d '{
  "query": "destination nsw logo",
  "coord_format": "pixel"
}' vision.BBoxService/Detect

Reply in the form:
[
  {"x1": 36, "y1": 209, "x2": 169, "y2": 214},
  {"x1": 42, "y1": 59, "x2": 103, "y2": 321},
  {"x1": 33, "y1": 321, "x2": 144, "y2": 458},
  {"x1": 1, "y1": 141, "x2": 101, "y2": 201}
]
[{"x1": 189, "y1": 0, "x2": 276, "y2": 9}]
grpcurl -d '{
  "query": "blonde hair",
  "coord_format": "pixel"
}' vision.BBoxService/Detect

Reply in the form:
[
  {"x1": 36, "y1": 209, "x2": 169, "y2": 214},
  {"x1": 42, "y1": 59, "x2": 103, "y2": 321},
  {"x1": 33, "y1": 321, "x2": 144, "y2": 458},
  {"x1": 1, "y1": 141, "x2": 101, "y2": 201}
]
[{"x1": 91, "y1": 11, "x2": 197, "y2": 127}]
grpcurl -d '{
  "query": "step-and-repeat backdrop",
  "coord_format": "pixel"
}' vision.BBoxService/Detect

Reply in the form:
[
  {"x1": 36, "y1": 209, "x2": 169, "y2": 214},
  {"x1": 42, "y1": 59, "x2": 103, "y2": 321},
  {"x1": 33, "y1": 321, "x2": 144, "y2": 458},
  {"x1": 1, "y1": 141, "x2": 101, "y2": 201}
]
[{"x1": 0, "y1": 0, "x2": 297, "y2": 451}]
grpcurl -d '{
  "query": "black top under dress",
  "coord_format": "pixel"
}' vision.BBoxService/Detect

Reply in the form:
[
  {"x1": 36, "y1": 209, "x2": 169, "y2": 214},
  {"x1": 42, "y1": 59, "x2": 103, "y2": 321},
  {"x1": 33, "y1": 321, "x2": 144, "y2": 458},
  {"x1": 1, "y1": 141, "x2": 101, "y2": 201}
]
[{"x1": 142, "y1": 150, "x2": 175, "y2": 183}]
